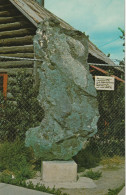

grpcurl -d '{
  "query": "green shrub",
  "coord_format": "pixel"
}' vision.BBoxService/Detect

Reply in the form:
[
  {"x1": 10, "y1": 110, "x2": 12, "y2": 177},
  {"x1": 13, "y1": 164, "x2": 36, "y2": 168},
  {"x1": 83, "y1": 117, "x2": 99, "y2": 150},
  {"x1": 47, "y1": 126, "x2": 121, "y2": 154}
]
[
  {"x1": 82, "y1": 169, "x2": 102, "y2": 180},
  {"x1": 77, "y1": 167, "x2": 85, "y2": 173},
  {"x1": 0, "y1": 140, "x2": 34, "y2": 179},
  {"x1": 107, "y1": 183, "x2": 125, "y2": 195},
  {"x1": 73, "y1": 138, "x2": 101, "y2": 169},
  {"x1": 0, "y1": 71, "x2": 44, "y2": 141},
  {"x1": 33, "y1": 158, "x2": 41, "y2": 171},
  {"x1": 97, "y1": 82, "x2": 125, "y2": 157},
  {"x1": 99, "y1": 139, "x2": 125, "y2": 157}
]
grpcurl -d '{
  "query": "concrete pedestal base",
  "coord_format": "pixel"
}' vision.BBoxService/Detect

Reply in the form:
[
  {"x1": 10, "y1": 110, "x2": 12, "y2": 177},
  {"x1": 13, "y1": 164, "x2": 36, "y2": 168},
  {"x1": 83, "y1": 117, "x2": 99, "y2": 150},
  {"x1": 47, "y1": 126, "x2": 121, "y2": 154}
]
[{"x1": 41, "y1": 161, "x2": 77, "y2": 182}]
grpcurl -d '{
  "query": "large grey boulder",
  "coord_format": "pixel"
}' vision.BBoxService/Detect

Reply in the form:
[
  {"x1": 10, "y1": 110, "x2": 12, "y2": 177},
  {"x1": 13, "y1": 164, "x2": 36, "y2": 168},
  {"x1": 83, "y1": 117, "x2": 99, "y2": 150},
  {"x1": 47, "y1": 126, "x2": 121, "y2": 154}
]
[{"x1": 25, "y1": 18, "x2": 99, "y2": 160}]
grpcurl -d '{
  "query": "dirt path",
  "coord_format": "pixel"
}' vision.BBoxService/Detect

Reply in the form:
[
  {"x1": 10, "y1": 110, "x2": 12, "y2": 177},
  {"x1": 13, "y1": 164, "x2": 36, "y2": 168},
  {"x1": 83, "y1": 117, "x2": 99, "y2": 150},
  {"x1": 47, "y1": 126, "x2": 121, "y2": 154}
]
[{"x1": 61, "y1": 164, "x2": 125, "y2": 195}]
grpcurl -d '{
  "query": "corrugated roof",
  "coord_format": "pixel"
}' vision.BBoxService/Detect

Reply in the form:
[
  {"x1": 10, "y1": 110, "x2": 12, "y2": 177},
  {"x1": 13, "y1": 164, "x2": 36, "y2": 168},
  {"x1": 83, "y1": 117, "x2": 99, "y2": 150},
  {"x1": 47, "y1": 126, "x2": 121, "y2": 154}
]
[{"x1": 9, "y1": 0, "x2": 117, "y2": 66}]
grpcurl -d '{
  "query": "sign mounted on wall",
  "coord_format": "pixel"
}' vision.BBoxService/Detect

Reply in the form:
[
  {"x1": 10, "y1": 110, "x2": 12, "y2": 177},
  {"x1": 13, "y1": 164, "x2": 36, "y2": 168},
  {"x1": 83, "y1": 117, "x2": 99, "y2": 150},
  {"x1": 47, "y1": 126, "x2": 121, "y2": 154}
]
[{"x1": 95, "y1": 76, "x2": 115, "y2": 90}]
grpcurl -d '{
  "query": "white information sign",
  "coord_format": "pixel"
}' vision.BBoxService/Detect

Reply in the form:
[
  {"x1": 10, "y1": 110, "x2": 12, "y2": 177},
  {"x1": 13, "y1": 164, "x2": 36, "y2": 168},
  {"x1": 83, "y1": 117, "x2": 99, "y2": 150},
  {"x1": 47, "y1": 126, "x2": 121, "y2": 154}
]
[{"x1": 95, "y1": 76, "x2": 115, "y2": 90}]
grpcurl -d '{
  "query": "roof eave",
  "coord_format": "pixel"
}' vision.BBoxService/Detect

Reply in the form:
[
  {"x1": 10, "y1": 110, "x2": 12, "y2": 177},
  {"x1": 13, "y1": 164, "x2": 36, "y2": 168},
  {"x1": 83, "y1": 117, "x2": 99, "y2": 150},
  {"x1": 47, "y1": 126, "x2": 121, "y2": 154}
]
[{"x1": 9, "y1": 0, "x2": 117, "y2": 67}]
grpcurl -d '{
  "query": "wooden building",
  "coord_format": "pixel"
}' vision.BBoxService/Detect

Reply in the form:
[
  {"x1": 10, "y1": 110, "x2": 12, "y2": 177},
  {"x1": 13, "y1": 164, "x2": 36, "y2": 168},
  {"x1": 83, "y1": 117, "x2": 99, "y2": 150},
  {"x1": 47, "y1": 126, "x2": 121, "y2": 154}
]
[{"x1": 0, "y1": 0, "x2": 124, "y2": 99}]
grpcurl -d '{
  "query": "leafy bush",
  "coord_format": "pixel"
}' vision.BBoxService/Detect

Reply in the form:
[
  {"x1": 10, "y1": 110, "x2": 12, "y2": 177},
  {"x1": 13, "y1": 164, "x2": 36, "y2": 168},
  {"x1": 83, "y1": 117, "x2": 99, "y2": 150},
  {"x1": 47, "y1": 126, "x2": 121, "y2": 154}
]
[
  {"x1": 96, "y1": 82, "x2": 125, "y2": 157},
  {"x1": 0, "y1": 139, "x2": 34, "y2": 179},
  {"x1": 0, "y1": 71, "x2": 44, "y2": 141},
  {"x1": 73, "y1": 138, "x2": 101, "y2": 169},
  {"x1": 107, "y1": 183, "x2": 125, "y2": 195},
  {"x1": 82, "y1": 170, "x2": 102, "y2": 180},
  {"x1": 99, "y1": 139, "x2": 125, "y2": 157}
]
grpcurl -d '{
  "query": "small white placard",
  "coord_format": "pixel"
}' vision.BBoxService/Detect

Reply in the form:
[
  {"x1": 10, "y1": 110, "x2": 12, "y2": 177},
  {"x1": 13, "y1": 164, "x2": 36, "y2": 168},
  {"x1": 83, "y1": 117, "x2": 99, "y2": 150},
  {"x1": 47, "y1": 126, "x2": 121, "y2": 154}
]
[{"x1": 95, "y1": 76, "x2": 115, "y2": 90}]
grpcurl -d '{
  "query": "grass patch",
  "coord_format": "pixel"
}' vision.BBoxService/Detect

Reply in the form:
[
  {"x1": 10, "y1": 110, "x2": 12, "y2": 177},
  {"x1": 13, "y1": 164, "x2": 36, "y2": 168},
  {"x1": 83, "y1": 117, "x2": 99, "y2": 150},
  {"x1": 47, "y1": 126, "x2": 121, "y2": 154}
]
[
  {"x1": 0, "y1": 174, "x2": 69, "y2": 195},
  {"x1": 101, "y1": 156, "x2": 125, "y2": 170},
  {"x1": 81, "y1": 169, "x2": 102, "y2": 180},
  {"x1": 106, "y1": 183, "x2": 125, "y2": 195},
  {"x1": 0, "y1": 140, "x2": 35, "y2": 180}
]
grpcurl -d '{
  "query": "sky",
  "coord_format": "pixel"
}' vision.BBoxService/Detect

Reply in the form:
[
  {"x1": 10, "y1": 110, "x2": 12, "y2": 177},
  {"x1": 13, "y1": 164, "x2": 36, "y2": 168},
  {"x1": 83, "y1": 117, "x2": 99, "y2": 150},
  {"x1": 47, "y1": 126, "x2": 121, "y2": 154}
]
[{"x1": 45, "y1": 0, "x2": 125, "y2": 64}]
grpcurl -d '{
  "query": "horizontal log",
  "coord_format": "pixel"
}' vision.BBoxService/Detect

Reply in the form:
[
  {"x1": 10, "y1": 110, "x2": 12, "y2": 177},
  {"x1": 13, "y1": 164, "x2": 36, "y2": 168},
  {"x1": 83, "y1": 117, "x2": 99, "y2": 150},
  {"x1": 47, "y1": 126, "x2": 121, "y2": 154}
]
[
  {"x1": 0, "y1": 4, "x2": 14, "y2": 11},
  {"x1": 0, "y1": 10, "x2": 19, "y2": 17},
  {"x1": 0, "y1": 45, "x2": 34, "y2": 54},
  {"x1": 0, "y1": 21, "x2": 33, "y2": 31},
  {"x1": 0, "y1": 11, "x2": 11, "y2": 17},
  {"x1": 0, "y1": 28, "x2": 36, "y2": 39},
  {"x1": 0, "y1": 53, "x2": 34, "y2": 60},
  {"x1": 0, "y1": 36, "x2": 33, "y2": 47},
  {"x1": 0, "y1": 61, "x2": 34, "y2": 68},
  {"x1": 0, "y1": 68, "x2": 33, "y2": 75},
  {"x1": 0, "y1": 16, "x2": 26, "y2": 24}
]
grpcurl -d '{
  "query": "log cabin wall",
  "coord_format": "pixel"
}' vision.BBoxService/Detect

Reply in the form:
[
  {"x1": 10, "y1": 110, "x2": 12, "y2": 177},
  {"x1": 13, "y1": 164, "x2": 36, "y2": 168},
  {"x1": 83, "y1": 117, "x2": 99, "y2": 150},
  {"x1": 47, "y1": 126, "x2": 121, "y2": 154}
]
[
  {"x1": 0, "y1": 0, "x2": 120, "y2": 99},
  {"x1": 0, "y1": 0, "x2": 36, "y2": 99}
]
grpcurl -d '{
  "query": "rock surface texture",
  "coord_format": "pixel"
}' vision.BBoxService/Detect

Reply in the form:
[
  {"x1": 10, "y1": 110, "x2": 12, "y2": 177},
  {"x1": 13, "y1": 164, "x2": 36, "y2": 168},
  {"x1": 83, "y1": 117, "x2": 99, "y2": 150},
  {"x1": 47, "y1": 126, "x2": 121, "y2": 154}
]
[{"x1": 25, "y1": 18, "x2": 99, "y2": 160}]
